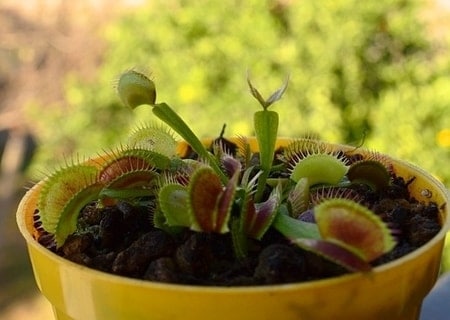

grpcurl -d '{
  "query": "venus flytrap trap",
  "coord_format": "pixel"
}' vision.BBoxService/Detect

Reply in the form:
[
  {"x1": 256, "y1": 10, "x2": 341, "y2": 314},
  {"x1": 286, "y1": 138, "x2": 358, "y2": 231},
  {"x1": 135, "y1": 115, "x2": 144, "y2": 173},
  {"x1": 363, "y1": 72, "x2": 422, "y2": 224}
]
[
  {"x1": 126, "y1": 123, "x2": 178, "y2": 158},
  {"x1": 31, "y1": 68, "x2": 443, "y2": 286},
  {"x1": 38, "y1": 163, "x2": 103, "y2": 247},
  {"x1": 346, "y1": 158, "x2": 391, "y2": 192}
]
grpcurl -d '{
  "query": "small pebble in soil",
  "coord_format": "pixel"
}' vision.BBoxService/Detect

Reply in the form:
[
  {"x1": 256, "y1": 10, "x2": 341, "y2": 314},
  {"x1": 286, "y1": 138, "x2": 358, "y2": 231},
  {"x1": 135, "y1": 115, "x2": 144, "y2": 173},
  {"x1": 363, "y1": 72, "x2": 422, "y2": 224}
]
[
  {"x1": 144, "y1": 257, "x2": 180, "y2": 283},
  {"x1": 112, "y1": 230, "x2": 176, "y2": 277},
  {"x1": 99, "y1": 207, "x2": 124, "y2": 248},
  {"x1": 175, "y1": 233, "x2": 214, "y2": 278},
  {"x1": 254, "y1": 244, "x2": 307, "y2": 284}
]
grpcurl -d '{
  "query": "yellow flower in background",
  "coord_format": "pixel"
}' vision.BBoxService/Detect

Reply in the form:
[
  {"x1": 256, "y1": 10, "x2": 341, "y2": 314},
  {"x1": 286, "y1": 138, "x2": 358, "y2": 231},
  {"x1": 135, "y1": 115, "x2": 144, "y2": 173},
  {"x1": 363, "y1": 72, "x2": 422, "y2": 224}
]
[
  {"x1": 436, "y1": 129, "x2": 450, "y2": 147},
  {"x1": 230, "y1": 121, "x2": 251, "y2": 136},
  {"x1": 178, "y1": 84, "x2": 203, "y2": 104}
]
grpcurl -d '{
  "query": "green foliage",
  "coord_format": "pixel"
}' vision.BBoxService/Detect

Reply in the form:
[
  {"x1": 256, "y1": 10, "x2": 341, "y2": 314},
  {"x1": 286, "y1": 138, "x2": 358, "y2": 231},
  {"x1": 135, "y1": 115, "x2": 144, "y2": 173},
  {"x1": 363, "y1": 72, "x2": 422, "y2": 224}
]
[
  {"x1": 36, "y1": 74, "x2": 399, "y2": 268},
  {"x1": 30, "y1": 0, "x2": 450, "y2": 174},
  {"x1": 368, "y1": 77, "x2": 450, "y2": 185}
]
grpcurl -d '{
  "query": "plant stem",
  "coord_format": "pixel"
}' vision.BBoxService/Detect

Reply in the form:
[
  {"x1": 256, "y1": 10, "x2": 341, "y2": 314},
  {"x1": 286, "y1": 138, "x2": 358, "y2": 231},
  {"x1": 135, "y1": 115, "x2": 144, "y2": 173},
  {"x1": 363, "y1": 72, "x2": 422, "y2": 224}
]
[
  {"x1": 152, "y1": 102, "x2": 227, "y2": 184},
  {"x1": 272, "y1": 206, "x2": 321, "y2": 240},
  {"x1": 254, "y1": 109, "x2": 278, "y2": 202}
]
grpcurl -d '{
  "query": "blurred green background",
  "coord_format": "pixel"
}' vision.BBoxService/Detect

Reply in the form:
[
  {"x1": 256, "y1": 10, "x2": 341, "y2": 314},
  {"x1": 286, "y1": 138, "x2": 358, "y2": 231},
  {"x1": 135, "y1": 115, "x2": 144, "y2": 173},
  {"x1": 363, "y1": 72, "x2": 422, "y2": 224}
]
[
  {"x1": 27, "y1": 0, "x2": 450, "y2": 185},
  {"x1": 1, "y1": 0, "x2": 449, "y2": 318}
]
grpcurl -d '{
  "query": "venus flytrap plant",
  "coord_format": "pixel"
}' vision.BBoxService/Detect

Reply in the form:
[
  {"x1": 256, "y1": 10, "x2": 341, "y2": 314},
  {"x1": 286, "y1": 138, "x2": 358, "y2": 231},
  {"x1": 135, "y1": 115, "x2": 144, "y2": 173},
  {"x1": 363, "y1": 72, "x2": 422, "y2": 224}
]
[
  {"x1": 266, "y1": 139, "x2": 397, "y2": 270},
  {"x1": 33, "y1": 69, "x2": 413, "y2": 284}
]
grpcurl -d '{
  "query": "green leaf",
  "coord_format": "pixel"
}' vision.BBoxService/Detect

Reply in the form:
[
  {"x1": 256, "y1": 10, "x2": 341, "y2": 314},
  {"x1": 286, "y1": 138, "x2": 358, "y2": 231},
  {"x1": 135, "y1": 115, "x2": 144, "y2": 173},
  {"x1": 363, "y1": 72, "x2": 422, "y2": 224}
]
[
  {"x1": 158, "y1": 184, "x2": 190, "y2": 227},
  {"x1": 272, "y1": 205, "x2": 321, "y2": 240},
  {"x1": 230, "y1": 215, "x2": 248, "y2": 259},
  {"x1": 55, "y1": 183, "x2": 104, "y2": 246},
  {"x1": 254, "y1": 110, "x2": 279, "y2": 170},
  {"x1": 290, "y1": 153, "x2": 348, "y2": 185},
  {"x1": 152, "y1": 102, "x2": 227, "y2": 184},
  {"x1": 38, "y1": 164, "x2": 100, "y2": 238},
  {"x1": 254, "y1": 110, "x2": 279, "y2": 201}
]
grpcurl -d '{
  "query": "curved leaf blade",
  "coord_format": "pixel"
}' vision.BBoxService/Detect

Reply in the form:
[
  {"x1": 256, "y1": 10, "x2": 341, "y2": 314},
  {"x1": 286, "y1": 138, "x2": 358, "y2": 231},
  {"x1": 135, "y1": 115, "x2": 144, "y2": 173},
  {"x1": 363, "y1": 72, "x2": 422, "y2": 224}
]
[{"x1": 292, "y1": 238, "x2": 372, "y2": 272}]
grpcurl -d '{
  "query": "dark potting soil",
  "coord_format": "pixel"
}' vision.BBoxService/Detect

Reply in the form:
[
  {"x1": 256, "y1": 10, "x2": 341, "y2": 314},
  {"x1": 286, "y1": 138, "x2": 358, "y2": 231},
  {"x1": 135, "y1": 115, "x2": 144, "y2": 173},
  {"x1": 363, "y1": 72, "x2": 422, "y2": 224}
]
[{"x1": 35, "y1": 172, "x2": 442, "y2": 287}]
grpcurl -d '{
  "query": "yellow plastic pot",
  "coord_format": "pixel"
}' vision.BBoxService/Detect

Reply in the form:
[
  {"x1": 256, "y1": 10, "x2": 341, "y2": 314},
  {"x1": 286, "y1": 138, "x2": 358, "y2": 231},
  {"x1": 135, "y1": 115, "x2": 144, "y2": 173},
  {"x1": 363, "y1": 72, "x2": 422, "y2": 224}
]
[{"x1": 17, "y1": 139, "x2": 450, "y2": 320}]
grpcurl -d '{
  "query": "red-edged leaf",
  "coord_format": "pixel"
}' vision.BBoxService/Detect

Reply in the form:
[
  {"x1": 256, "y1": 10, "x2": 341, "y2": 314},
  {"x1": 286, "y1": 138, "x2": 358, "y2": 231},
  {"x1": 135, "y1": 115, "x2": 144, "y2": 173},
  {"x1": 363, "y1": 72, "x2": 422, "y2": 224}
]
[
  {"x1": 189, "y1": 167, "x2": 223, "y2": 232},
  {"x1": 244, "y1": 183, "x2": 282, "y2": 239},
  {"x1": 188, "y1": 166, "x2": 237, "y2": 234},
  {"x1": 99, "y1": 154, "x2": 157, "y2": 184},
  {"x1": 221, "y1": 154, "x2": 242, "y2": 177},
  {"x1": 292, "y1": 238, "x2": 372, "y2": 272},
  {"x1": 314, "y1": 199, "x2": 396, "y2": 261},
  {"x1": 215, "y1": 171, "x2": 238, "y2": 233},
  {"x1": 287, "y1": 177, "x2": 310, "y2": 218}
]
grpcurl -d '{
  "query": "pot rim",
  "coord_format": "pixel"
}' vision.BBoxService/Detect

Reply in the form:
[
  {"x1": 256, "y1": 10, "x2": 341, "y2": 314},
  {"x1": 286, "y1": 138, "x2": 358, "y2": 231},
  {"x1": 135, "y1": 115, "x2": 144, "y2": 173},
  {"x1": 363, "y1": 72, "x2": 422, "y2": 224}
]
[{"x1": 17, "y1": 139, "x2": 450, "y2": 293}]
